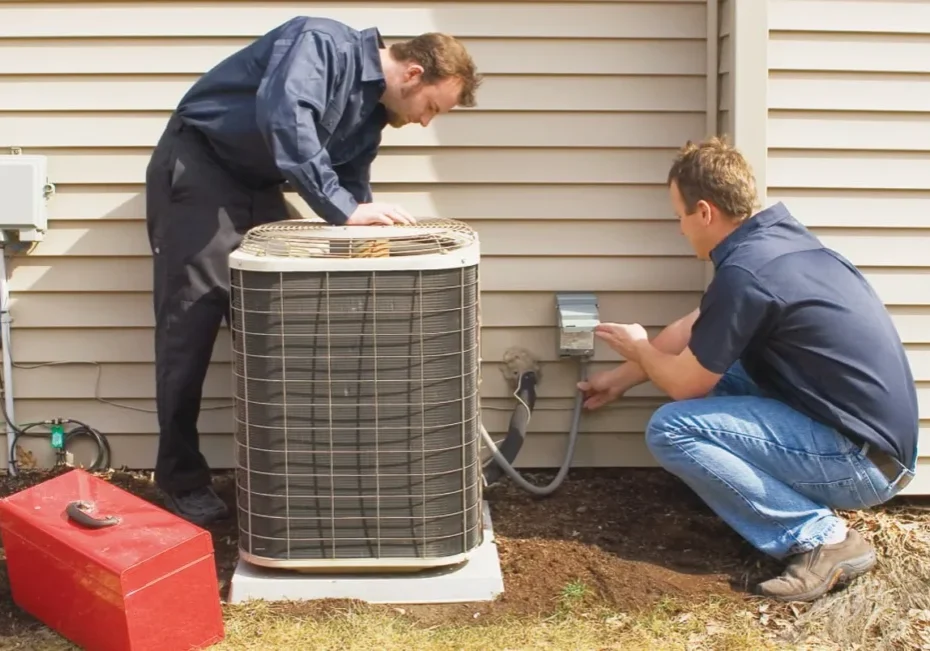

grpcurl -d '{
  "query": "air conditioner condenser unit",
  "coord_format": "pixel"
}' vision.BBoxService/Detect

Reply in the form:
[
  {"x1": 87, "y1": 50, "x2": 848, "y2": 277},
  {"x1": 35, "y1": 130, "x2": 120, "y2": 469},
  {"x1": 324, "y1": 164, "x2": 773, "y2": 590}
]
[{"x1": 228, "y1": 219, "x2": 483, "y2": 572}]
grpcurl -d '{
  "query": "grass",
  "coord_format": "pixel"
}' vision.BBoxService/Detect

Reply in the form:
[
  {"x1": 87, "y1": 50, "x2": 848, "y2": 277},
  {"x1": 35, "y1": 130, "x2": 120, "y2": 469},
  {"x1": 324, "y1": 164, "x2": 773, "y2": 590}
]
[
  {"x1": 0, "y1": 588, "x2": 795, "y2": 651},
  {"x1": 212, "y1": 597, "x2": 780, "y2": 651}
]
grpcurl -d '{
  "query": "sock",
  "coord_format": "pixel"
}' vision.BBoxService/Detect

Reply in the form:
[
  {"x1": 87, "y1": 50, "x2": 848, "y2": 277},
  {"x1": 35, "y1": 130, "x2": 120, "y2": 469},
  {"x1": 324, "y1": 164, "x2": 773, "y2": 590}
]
[{"x1": 822, "y1": 523, "x2": 848, "y2": 545}]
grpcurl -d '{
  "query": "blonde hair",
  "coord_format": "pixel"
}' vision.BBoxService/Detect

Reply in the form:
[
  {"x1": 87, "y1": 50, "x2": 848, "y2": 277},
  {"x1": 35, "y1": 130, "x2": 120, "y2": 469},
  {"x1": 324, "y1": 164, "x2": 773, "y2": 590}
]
[{"x1": 667, "y1": 137, "x2": 759, "y2": 221}]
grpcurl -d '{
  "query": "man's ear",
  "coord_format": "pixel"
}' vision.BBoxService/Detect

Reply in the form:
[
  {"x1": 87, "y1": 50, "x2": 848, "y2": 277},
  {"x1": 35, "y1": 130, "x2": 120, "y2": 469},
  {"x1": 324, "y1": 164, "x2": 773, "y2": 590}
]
[
  {"x1": 404, "y1": 63, "x2": 425, "y2": 82},
  {"x1": 695, "y1": 199, "x2": 714, "y2": 227}
]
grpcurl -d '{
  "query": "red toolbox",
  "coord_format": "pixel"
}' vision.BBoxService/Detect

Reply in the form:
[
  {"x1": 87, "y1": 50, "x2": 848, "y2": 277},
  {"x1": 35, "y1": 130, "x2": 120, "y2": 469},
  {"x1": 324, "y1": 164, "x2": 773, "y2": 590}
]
[{"x1": 0, "y1": 468, "x2": 225, "y2": 651}]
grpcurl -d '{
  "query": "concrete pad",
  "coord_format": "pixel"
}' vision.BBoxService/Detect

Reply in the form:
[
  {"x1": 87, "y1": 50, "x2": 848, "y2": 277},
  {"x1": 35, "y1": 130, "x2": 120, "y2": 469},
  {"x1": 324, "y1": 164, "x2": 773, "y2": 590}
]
[{"x1": 227, "y1": 501, "x2": 504, "y2": 605}]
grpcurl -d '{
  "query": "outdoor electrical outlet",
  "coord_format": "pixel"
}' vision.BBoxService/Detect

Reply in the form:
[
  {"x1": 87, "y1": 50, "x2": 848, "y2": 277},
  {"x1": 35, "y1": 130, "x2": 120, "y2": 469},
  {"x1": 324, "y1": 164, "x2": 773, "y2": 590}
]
[
  {"x1": 501, "y1": 347, "x2": 542, "y2": 388},
  {"x1": 555, "y1": 292, "x2": 599, "y2": 358}
]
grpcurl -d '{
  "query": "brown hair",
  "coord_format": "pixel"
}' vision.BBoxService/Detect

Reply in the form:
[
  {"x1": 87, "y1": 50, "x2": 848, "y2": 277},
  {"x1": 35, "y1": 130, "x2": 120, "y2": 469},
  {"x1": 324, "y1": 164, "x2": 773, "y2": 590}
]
[
  {"x1": 389, "y1": 33, "x2": 482, "y2": 108},
  {"x1": 667, "y1": 137, "x2": 759, "y2": 221}
]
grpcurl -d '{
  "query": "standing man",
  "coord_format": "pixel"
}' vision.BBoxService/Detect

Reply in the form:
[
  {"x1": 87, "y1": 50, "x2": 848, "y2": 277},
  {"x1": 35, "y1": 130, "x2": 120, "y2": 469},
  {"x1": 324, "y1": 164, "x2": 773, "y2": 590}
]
[
  {"x1": 145, "y1": 16, "x2": 481, "y2": 525},
  {"x1": 580, "y1": 138, "x2": 918, "y2": 602}
]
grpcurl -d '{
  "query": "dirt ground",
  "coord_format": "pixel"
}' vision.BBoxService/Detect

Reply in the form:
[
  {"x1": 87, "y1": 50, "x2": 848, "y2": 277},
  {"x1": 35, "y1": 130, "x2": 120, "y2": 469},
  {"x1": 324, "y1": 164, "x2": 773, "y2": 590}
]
[
  {"x1": 0, "y1": 464, "x2": 791, "y2": 638},
  {"x1": 414, "y1": 467, "x2": 775, "y2": 626}
]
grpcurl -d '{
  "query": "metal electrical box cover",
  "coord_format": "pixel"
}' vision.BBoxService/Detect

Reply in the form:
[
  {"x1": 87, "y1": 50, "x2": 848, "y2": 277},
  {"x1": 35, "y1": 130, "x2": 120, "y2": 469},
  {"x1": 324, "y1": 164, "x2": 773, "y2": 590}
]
[
  {"x1": 0, "y1": 154, "x2": 49, "y2": 241},
  {"x1": 556, "y1": 292, "x2": 600, "y2": 358}
]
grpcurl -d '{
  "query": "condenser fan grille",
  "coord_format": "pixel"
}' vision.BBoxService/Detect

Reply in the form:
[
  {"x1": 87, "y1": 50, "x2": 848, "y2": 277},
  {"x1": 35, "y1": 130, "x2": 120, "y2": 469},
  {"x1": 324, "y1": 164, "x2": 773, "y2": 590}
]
[
  {"x1": 236, "y1": 218, "x2": 476, "y2": 259},
  {"x1": 230, "y1": 263, "x2": 482, "y2": 564}
]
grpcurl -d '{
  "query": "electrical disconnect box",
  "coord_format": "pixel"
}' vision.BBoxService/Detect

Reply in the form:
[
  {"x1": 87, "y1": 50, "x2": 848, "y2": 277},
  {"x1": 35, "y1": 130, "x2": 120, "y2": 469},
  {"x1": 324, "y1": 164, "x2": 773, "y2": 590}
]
[
  {"x1": 555, "y1": 292, "x2": 600, "y2": 358},
  {"x1": 0, "y1": 153, "x2": 51, "y2": 242}
]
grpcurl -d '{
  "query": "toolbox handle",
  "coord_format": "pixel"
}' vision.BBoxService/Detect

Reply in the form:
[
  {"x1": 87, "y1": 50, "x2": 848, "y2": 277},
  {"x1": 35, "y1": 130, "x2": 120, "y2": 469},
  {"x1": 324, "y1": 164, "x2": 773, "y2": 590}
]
[{"x1": 66, "y1": 501, "x2": 121, "y2": 529}]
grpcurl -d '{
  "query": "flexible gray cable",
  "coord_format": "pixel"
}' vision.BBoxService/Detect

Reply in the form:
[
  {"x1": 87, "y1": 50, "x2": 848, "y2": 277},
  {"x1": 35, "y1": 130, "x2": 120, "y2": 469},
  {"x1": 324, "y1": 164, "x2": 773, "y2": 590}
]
[{"x1": 480, "y1": 360, "x2": 588, "y2": 496}]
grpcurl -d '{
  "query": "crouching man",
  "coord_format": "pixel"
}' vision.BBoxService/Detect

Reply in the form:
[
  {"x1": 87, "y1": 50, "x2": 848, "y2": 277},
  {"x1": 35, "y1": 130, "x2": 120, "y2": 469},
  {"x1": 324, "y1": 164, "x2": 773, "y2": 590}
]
[{"x1": 579, "y1": 138, "x2": 918, "y2": 602}]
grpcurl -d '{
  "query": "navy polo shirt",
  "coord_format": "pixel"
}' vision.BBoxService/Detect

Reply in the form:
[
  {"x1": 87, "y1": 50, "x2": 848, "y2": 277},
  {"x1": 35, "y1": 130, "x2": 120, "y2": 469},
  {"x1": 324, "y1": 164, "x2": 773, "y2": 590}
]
[{"x1": 689, "y1": 202, "x2": 919, "y2": 469}]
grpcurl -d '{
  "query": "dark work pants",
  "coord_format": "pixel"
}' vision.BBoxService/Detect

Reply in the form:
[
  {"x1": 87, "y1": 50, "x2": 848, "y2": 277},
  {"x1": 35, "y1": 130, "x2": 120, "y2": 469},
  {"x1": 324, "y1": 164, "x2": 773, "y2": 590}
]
[{"x1": 145, "y1": 114, "x2": 289, "y2": 494}]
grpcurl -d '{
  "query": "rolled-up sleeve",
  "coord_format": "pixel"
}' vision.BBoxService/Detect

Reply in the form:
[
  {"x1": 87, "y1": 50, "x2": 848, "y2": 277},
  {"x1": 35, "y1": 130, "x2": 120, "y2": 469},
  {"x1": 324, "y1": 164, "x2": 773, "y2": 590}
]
[{"x1": 255, "y1": 28, "x2": 357, "y2": 225}]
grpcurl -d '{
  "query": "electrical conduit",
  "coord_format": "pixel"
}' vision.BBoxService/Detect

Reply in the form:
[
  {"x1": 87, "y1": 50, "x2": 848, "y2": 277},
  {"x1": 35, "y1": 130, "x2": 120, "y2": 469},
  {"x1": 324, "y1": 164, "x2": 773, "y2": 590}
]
[{"x1": 480, "y1": 361, "x2": 588, "y2": 497}]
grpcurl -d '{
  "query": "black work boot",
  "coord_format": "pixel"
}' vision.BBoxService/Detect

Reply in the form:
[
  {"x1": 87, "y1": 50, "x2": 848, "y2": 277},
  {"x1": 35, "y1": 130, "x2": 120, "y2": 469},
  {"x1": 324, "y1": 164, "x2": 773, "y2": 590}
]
[
  {"x1": 756, "y1": 528, "x2": 876, "y2": 602},
  {"x1": 163, "y1": 485, "x2": 229, "y2": 526}
]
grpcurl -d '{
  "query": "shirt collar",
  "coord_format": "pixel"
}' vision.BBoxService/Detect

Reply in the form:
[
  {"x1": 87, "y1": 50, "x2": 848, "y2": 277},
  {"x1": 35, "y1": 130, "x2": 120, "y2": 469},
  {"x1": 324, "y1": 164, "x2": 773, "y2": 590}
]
[
  {"x1": 360, "y1": 27, "x2": 386, "y2": 83},
  {"x1": 710, "y1": 201, "x2": 792, "y2": 268}
]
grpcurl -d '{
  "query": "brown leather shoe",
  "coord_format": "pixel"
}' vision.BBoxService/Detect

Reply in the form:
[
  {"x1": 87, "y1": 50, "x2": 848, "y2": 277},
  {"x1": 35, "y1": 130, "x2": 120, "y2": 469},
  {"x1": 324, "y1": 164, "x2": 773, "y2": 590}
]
[{"x1": 756, "y1": 528, "x2": 876, "y2": 602}]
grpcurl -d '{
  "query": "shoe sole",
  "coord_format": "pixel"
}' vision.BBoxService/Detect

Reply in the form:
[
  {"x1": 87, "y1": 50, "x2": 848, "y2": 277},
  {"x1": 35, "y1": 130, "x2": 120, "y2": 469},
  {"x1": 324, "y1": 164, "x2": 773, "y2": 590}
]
[{"x1": 765, "y1": 550, "x2": 877, "y2": 603}]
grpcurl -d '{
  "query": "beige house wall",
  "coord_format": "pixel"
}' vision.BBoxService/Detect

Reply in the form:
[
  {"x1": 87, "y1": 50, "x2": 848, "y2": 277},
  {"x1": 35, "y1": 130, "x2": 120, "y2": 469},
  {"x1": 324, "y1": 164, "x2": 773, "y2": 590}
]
[
  {"x1": 3, "y1": 0, "x2": 924, "y2": 495},
  {"x1": 766, "y1": 0, "x2": 930, "y2": 493},
  {"x1": 0, "y1": 1, "x2": 710, "y2": 471}
]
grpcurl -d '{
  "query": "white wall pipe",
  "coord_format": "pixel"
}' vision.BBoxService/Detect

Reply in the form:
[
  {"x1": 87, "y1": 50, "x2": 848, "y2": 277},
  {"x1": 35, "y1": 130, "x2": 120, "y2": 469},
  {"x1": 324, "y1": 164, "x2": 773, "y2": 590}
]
[
  {"x1": 0, "y1": 243, "x2": 17, "y2": 474},
  {"x1": 706, "y1": 0, "x2": 720, "y2": 137}
]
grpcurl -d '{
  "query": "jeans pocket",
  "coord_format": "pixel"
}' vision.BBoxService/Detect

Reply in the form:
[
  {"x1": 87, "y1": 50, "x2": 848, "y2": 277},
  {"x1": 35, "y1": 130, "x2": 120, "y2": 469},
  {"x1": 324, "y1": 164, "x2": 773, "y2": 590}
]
[{"x1": 790, "y1": 477, "x2": 871, "y2": 510}]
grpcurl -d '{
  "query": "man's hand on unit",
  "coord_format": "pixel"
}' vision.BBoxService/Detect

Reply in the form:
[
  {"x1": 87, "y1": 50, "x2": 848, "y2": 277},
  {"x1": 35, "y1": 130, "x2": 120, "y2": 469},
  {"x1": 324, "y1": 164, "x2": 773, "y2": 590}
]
[{"x1": 346, "y1": 203, "x2": 416, "y2": 226}]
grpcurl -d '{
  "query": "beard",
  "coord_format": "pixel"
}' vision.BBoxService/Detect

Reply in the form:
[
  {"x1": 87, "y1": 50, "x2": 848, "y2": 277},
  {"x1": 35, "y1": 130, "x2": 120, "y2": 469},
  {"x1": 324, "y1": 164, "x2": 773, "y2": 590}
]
[
  {"x1": 386, "y1": 110, "x2": 409, "y2": 128},
  {"x1": 385, "y1": 84, "x2": 418, "y2": 128}
]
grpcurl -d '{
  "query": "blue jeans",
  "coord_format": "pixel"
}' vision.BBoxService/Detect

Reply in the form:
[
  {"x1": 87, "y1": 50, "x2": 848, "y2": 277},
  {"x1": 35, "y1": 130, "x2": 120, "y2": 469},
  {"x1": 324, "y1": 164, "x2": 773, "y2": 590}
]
[{"x1": 645, "y1": 362, "x2": 916, "y2": 559}]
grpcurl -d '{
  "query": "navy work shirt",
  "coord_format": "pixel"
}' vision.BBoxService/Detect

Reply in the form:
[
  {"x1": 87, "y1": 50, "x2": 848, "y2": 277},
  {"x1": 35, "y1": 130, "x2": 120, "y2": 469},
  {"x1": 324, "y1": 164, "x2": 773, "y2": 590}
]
[
  {"x1": 689, "y1": 202, "x2": 919, "y2": 469},
  {"x1": 174, "y1": 17, "x2": 389, "y2": 225}
]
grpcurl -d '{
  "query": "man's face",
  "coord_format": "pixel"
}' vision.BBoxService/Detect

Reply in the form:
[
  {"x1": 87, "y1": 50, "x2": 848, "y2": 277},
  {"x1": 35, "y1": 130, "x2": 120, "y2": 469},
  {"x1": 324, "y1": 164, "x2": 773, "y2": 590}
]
[
  {"x1": 385, "y1": 67, "x2": 462, "y2": 128},
  {"x1": 670, "y1": 180, "x2": 713, "y2": 261}
]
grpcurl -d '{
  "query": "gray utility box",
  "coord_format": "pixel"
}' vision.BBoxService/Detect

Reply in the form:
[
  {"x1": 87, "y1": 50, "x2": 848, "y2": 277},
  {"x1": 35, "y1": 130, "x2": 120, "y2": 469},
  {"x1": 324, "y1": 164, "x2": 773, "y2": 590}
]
[
  {"x1": 555, "y1": 292, "x2": 600, "y2": 358},
  {"x1": 0, "y1": 154, "x2": 50, "y2": 241}
]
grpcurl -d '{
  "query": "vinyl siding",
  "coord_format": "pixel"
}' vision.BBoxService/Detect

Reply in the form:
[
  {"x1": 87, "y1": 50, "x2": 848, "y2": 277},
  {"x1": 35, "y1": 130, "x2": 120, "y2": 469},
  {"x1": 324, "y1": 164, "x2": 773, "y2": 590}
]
[
  {"x1": 0, "y1": 1, "x2": 709, "y2": 471},
  {"x1": 767, "y1": 0, "x2": 930, "y2": 494}
]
